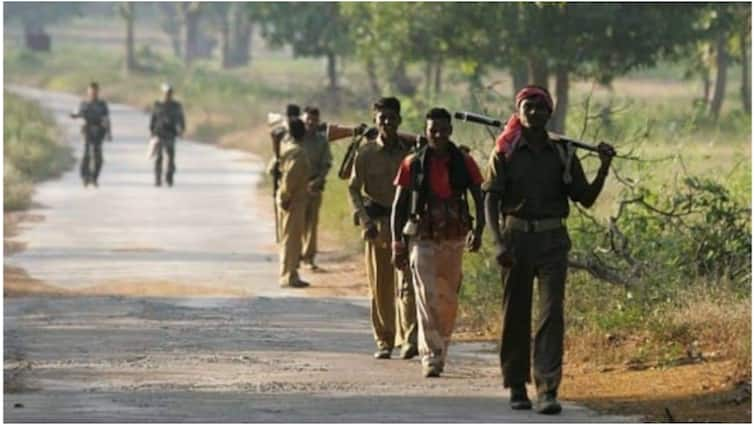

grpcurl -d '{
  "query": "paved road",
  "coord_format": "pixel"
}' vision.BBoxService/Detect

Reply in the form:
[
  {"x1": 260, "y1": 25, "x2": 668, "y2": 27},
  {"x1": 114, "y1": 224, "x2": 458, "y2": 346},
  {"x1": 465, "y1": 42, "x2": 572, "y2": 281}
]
[{"x1": 4, "y1": 87, "x2": 633, "y2": 422}]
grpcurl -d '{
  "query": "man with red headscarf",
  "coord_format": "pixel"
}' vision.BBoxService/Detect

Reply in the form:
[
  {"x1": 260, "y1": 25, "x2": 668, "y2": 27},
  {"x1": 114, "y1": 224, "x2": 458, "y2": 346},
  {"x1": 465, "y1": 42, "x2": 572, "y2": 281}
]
[{"x1": 482, "y1": 85, "x2": 614, "y2": 414}]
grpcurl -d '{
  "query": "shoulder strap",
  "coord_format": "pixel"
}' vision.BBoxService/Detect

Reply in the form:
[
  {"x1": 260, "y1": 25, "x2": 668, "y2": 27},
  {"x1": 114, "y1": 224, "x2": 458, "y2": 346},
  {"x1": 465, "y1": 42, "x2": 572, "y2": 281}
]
[{"x1": 554, "y1": 141, "x2": 576, "y2": 185}]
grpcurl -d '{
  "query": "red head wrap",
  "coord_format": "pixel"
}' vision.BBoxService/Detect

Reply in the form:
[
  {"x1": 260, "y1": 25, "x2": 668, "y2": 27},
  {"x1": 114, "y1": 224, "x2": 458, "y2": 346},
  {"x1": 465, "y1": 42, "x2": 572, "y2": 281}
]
[{"x1": 495, "y1": 86, "x2": 554, "y2": 155}]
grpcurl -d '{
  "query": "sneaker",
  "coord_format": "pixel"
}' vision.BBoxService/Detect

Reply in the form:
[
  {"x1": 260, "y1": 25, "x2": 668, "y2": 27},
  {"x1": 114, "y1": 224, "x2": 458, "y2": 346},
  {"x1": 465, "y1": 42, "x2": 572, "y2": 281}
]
[
  {"x1": 422, "y1": 365, "x2": 441, "y2": 378},
  {"x1": 535, "y1": 391, "x2": 561, "y2": 415},
  {"x1": 509, "y1": 385, "x2": 532, "y2": 410},
  {"x1": 399, "y1": 345, "x2": 419, "y2": 360},
  {"x1": 373, "y1": 348, "x2": 392, "y2": 359}
]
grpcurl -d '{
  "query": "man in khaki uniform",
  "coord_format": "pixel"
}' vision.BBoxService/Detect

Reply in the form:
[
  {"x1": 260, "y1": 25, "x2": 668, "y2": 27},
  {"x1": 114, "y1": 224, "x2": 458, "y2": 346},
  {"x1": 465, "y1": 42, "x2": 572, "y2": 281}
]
[
  {"x1": 273, "y1": 118, "x2": 312, "y2": 288},
  {"x1": 348, "y1": 97, "x2": 418, "y2": 360},
  {"x1": 391, "y1": 107, "x2": 485, "y2": 378},
  {"x1": 299, "y1": 106, "x2": 333, "y2": 271}
]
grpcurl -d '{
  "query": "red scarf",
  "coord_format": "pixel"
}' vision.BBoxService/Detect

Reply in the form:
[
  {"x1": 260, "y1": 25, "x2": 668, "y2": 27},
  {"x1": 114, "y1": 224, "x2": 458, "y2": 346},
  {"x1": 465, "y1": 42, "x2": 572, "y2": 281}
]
[{"x1": 495, "y1": 87, "x2": 554, "y2": 157}]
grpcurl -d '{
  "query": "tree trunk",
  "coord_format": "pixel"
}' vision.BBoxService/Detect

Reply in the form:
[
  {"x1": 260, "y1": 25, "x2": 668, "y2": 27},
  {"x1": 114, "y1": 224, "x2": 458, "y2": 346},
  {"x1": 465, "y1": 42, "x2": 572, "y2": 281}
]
[
  {"x1": 702, "y1": 68, "x2": 711, "y2": 105},
  {"x1": 392, "y1": 60, "x2": 416, "y2": 97},
  {"x1": 424, "y1": 60, "x2": 433, "y2": 99},
  {"x1": 433, "y1": 59, "x2": 443, "y2": 95},
  {"x1": 182, "y1": 4, "x2": 201, "y2": 67},
  {"x1": 326, "y1": 51, "x2": 338, "y2": 91},
  {"x1": 220, "y1": 12, "x2": 230, "y2": 69},
  {"x1": 710, "y1": 33, "x2": 729, "y2": 121},
  {"x1": 549, "y1": 64, "x2": 570, "y2": 134},
  {"x1": 366, "y1": 56, "x2": 381, "y2": 96},
  {"x1": 741, "y1": 28, "x2": 751, "y2": 114},
  {"x1": 326, "y1": 51, "x2": 340, "y2": 108},
  {"x1": 528, "y1": 56, "x2": 549, "y2": 90},
  {"x1": 511, "y1": 59, "x2": 529, "y2": 99},
  {"x1": 229, "y1": 4, "x2": 252, "y2": 67},
  {"x1": 123, "y1": 3, "x2": 136, "y2": 74}
]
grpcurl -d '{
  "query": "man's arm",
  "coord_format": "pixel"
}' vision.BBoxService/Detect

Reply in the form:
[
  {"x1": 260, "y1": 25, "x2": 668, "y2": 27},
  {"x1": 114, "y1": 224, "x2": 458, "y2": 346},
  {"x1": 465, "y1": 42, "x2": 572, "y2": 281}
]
[
  {"x1": 567, "y1": 145, "x2": 613, "y2": 208},
  {"x1": 347, "y1": 150, "x2": 373, "y2": 235},
  {"x1": 467, "y1": 185, "x2": 485, "y2": 252},
  {"x1": 481, "y1": 149, "x2": 512, "y2": 267},
  {"x1": 391, "y1": 186, "x2": 410, "y2": 245},
  {"x1": 327, "y1": 124, "x2": 359, "y2": 142},
  {"x1": 391, "y1": 186, "x2": 411, "y2": 269},
  {"x1": 176, "y1": 104, "x2": 186, "y2": 137},
  {"x1": 103, "y1": 102, "x2": 112, "y2": 141},
  {"x1": 149, "y1": 106, "x2": 157, "y2": 136}
]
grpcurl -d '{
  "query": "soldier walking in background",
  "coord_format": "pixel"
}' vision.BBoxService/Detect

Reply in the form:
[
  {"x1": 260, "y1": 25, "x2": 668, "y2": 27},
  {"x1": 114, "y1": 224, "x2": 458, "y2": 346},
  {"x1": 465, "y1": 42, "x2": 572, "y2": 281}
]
[
  {"x1": 149, "y1": 83, "x2": 185, "y2": 187},
  {"x1": 483, "y1": 86, "x2": 615, "y2": 414},
  {"x1": 299, "y1": 106, "x2": 333, "y2": 271},
  {"x1": 272, "y1": 118, "x2": 312, "y2": 288},
  {"x1": 70, "y1": 81, "x2": 111, "y2": 187},
  {"x1": 348, "y1": 97, "x2": 418, "y2": 360},
  {"x1": 391, "y1": 107, "x2": 485, "y2": 378}
]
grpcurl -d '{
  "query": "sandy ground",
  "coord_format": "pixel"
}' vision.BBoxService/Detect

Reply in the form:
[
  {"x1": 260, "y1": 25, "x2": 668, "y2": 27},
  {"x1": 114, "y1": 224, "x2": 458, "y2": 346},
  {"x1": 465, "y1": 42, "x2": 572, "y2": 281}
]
[{"x1": 2, "y1": 87, "x2": 634, "y2": 422}]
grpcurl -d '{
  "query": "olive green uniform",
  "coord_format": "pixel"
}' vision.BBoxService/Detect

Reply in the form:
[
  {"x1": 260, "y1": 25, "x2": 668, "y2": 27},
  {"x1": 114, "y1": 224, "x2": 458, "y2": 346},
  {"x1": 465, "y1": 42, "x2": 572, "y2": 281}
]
[
  {"x1": 483, "y1": 135, "x2": 608, "y2": 396},
  {"x1": 348, "y1": 136, "x2": 417, "y2": 352},
  {"x1": 273, "y1": 141, "x2": 312, "y2": 286},
  {"x1": 74, "y1": 99, "x2": 110, "y2": 184},
  {"x1": 299, "y1": 129, "x2": 333, "y2": 265},
  {"x1": 150, "y1": 100, "x2": 185, "y2": 186}
]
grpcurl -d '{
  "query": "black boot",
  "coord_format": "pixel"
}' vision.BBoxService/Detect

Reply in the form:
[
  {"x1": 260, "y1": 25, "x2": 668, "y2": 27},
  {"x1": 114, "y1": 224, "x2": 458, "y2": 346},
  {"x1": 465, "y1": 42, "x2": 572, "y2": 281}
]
[
  {"x1": 535, "y1": 391, "x2": 562, "y2": 415},
  {"x1": 509, "y1": 385, "x2": 532, "y2": 410}
]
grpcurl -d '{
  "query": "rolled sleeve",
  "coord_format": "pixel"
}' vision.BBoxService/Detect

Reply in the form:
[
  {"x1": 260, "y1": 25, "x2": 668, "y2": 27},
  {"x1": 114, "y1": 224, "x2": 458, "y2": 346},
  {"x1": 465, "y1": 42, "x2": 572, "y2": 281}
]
[{"x1": 481, "y1": 149, "x2": 507, "y2": 194}]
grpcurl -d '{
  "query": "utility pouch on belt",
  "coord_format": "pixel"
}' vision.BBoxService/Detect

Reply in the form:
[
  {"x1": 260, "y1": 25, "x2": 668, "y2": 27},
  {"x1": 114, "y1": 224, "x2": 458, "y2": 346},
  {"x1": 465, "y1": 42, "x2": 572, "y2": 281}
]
[{"x1": 364, "y1": 199, "x2": 391, "y2": 220}]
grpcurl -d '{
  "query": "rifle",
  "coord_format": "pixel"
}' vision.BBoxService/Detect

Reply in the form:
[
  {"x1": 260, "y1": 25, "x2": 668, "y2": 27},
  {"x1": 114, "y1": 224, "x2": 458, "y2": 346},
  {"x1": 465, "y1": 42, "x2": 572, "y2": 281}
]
[
  {"x1": 338, "y1": 128, "x2": 427, "y2": 180},
  {"x1": 269, "y1": 114, "x2": 285, "y2": 243},
  {"x1": 453, "y1": 111, "x2": 614, "y2": 155}
]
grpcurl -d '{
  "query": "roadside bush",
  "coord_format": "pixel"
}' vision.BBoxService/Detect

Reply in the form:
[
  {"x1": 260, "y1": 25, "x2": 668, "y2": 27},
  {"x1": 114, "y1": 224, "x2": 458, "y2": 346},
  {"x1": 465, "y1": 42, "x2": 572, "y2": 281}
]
[{"x1": 3, "y1": 92, "x2": 74, "y2": 211}]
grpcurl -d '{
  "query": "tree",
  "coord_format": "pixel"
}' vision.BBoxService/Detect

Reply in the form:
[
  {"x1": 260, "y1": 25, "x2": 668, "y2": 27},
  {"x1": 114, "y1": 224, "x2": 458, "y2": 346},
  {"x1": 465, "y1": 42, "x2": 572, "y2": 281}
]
[
  {"x1": 4, "y1": 3, "x2": 81, "y2": 46},
  {"x1": 180, "y1": 2, "x2": 202, "y2": 66},
  {"x1": 251, "y1": 3, "x2": 353, "y2": 104},
  {"x1": 118, "y1": 2, "x2": 138, "y2": 74}
]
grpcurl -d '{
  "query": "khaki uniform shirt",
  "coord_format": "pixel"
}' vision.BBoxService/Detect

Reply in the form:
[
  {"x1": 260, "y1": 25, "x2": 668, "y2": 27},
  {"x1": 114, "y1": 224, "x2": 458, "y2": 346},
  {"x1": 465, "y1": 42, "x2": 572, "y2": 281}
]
[
  {"x1": 482, "y1": 135, "x2": 605, "y2": 219},
  {"x1": 348, "y1": 135, "x2": 410, "y2": 225},
  {"x1": 300, "y1": 130, "x2": 332, "y2": 189},
  {"x1": 277, "y1": 141, "x2": 311, "y2": 204}
]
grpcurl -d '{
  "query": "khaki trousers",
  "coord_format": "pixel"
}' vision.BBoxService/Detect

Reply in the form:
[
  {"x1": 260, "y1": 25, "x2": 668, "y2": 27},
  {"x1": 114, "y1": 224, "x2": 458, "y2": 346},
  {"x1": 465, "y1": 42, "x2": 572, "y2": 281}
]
[
  {"x1": 301, "y1": 191, "x2": 322, "y2": 263},
  {"x1": 409, "y1": 238, "x2": 465, "y2": 368},
  {"x1": 365, "y1": 216, "x2": 417, "y2": 350},
  {"x1": 278, "y1": 194, "x2": 308, "y2": 286}
]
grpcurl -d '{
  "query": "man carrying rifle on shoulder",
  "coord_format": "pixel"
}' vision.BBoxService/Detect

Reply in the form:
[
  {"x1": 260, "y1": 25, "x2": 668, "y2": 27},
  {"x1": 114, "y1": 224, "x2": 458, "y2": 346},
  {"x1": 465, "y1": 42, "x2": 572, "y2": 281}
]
[{"x1": 482, "y1": 86, "x2": 615, "y2": 414}]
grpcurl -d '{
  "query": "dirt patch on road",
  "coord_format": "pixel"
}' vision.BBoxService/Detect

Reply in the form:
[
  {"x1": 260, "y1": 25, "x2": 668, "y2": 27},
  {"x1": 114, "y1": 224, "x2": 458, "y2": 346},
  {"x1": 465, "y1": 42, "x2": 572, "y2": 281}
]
[{"x1": 561, "y1": 359, "x2": 751, "y2": 422}]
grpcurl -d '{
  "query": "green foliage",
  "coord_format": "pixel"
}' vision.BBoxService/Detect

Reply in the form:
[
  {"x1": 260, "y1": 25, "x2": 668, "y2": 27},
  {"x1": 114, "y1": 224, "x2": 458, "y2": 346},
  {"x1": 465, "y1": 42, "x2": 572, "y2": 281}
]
[{"x1": 4, "y1": 92, "x2": 75, "y2": 211}]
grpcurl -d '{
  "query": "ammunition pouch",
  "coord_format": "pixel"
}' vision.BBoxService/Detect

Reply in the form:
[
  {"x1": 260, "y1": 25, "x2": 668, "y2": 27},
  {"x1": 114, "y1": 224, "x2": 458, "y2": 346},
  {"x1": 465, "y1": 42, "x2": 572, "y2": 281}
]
[
  {"x1": 364, "y1": 199, "x2": 391, "y2": 220},
  {"x1": 416, "y1": 194, "x2": 472, "y2": 242}
]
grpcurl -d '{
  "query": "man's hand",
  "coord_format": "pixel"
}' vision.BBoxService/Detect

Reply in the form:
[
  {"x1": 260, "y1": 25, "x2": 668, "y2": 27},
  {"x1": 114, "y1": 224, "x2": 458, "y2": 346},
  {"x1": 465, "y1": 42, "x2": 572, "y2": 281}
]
[
  {"x1": 308, "y1": 178, "x2": 325, "y2": 193},
  {"x1": 466, "y1": 228, "x2": 483, "y2": 252},
  {"x1": 106, "y1": 133, "x2": 113, "y2": 142},
  {"x1": 353, "y1": 123, "x2": 369, "y2": 136},
  {"x1": 280, "y1": 198, "x2": 291, "y2": 211},
  {"x1": 392, "y1": 241, "x2": 409, "y2": 270},
  {"x1": 597, "y1": 142, "x2": 616, "y2": 168},
  {"x1": 362, "y1": 221, "x2": 379, "y2": 240},
  {"x1": 495, "y1": 242, "x2": 514, "y2": 268}
]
